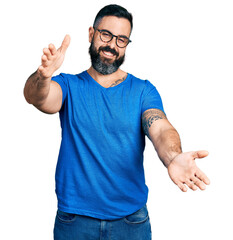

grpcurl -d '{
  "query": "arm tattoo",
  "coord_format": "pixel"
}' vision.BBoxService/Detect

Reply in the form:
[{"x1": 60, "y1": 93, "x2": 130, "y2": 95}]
[
  {"x1": 142, "y1": 109, "x2": 167, "y2": 139},
  {"x1": 109, "y1": 75, "x2": 127, "y2": 87}
]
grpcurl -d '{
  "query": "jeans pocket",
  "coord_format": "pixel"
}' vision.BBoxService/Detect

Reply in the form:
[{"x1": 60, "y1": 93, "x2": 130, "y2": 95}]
[
  {"x1": 123, "y1": 204, "x2": 149, "y2": 225},
  {"x1": 56, "y1": 209, "x2": 77, "y2": 223}
]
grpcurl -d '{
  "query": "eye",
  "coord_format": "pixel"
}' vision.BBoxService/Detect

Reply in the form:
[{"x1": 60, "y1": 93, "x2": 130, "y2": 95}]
[
  {"x1": 118, "y1": 37, "x2": 127, "y2": 44},
  {"x1": 102, "y1": 31, "x2": 111, "y2": 38}
]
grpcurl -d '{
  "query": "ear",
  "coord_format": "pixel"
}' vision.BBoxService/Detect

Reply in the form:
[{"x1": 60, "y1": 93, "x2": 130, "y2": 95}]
[{"x1": 89, "y1": 27, "x2": 95, "y2": 43}]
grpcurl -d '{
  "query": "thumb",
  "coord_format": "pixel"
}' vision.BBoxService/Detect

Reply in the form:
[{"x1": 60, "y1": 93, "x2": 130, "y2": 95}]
[
  {"x1": 192, "y1": 150, "x2": 209, "y2": 159},
  {"x1": 59, "y1": 34, "x2": 71, "y2": 53}
]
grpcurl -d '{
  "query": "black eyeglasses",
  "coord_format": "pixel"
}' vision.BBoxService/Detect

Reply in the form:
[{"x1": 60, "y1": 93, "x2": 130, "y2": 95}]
[{"x1": 95, "y1": 28, "x2": 132, "y2": 48}]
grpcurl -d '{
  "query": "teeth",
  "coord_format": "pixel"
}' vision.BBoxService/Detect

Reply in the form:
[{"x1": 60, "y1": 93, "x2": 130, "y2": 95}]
[{"x1": 103, "y1": 51, "x2": 114, "y2": 56}]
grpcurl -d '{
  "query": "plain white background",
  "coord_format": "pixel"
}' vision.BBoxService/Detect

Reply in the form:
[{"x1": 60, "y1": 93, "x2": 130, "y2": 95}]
[{"x1": 1, "y1": 0, "x2": 232, "y2": 239}]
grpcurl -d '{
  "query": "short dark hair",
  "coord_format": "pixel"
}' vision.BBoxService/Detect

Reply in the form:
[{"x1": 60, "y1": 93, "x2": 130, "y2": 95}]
[{"x1": 93, "y1": 4, "x2": 133, "y2": 31}]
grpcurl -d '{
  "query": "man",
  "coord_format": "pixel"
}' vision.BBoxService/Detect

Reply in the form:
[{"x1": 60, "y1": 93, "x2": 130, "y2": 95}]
[{"x1": 24, "y1": 4, "x2": 210, "y2": 240}]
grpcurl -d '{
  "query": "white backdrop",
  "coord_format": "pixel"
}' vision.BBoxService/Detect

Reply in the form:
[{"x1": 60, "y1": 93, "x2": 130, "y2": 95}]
[{"x1": 1, "y1": 0, "x2": 232, "y2": 239}]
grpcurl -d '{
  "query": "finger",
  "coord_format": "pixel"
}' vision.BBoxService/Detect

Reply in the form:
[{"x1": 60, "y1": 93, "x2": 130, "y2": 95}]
[
  {"x1": 41, "y1": 55, "x2": 51, "y2": 69},
  {"x1": 38, "y1": 65, "x2": 44, "y2": 73},
  {"x1": 43, "y1": 48, "x2": 52, "y2": 60},
  {"x1": 59, "y1": 34, "x2": 71, "y2": 54},
  {"x1": 192, "y1": 150, "x2": 209, "y2": 159},
  {"x1": 195, "y1": 169, "x2": 210, "y2": 185},
  {"x1": 38, "y1": 65, "x2": 51, "y2": 79},
  {"x1": 191, "y1": 176, "x2": 206, "y2": 190},
  {"x1": 38, "y1": 65, "x2": 46, "y2": 76},
  {"x1": 41, "y1": 54, "x2": 48, "y2": 63},
  {"x1": 49, "y1": 43, "x2": 57, "y2": 55},
  {"x1": 185, "y1": 179, "x2": 198, "y2": 191},
  {"x1": 177, "y1": 182, "x2": 188, "y2": 192}
]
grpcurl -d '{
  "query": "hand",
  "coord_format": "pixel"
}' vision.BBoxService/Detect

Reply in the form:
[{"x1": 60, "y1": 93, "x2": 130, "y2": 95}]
[
  {"x1": 38, "y1": 34, "x2": 71, "y2": 79},
  {"x1": 167, "y1": 150, "x2": 210, "y2": 192}
]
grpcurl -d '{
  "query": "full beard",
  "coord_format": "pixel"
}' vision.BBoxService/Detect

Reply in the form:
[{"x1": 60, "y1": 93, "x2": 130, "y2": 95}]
[{"x1": 89, "y1": 41, "x2": 125, "y2": 75}]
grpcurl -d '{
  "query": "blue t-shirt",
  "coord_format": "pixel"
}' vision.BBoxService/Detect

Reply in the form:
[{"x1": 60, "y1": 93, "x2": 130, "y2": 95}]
[{"x1": 51, "y1": 70, "x2": 165, "y2": 220}]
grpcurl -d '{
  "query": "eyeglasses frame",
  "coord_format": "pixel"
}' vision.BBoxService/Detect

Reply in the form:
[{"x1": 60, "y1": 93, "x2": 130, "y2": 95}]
[{"x1": 94, "y1": 28, "x2": 132, "y2": 48}]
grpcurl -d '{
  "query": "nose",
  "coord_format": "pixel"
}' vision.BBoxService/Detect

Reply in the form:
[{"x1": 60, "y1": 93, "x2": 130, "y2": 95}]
[{"x1": 108, "y1": 36, "x2": 118, "y2": 49}]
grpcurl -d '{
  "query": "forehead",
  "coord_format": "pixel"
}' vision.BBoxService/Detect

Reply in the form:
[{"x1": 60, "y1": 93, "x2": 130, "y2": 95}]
[{"x1": 97, "y1": 16, "x2": 131, "y2": 36}]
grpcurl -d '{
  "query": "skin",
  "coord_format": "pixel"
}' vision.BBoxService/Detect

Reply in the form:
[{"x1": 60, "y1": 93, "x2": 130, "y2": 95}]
[
  {"x1": 142, "y1": 109, "x2": 210, "y2": 192},
  {"x1": 23, "y1": 35, "x2": 70, "y2": 113},
  {"x1": 23, "y1": 15, "x2": 210, "y2": 192},
  {"x1": 87, "y1": 16, "x2": 131, "y2": 87}
]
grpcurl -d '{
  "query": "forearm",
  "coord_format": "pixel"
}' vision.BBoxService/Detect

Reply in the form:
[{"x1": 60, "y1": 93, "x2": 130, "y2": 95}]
[
  {"x1": 150, "y1": 128, "x2": 182, "y2": 168},
  {"x1": 24, "y1": 70, "x2": 51, "y2": 106}
]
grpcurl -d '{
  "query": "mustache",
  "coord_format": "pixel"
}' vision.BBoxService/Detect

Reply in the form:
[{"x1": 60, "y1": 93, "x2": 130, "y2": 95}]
[{"x1": 98, "y1": 46, "x2": 119, "y2": 57}]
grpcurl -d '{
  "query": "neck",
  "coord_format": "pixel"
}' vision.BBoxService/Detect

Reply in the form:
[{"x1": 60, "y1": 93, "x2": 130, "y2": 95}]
[{"x1": 87, "y1": 67, "x2": 126, "y2": 83}]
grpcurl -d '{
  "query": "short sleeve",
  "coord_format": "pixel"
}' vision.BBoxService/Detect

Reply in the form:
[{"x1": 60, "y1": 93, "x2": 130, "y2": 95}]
[
  {"x1": 141, "y1": 80, "x2": 165, "y2": 115},
  {"x1": 51, "y1": 73, "x2": 68, "y2": 105}
]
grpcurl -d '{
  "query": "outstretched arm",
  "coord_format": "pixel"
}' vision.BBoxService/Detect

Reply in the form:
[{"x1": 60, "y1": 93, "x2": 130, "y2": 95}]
[
  {"x1": 24, "y1": 35, "x2": 70, "y2": 114},
  {"x1": 142, "y1": 108, "x2": 210, "y2": 192}
]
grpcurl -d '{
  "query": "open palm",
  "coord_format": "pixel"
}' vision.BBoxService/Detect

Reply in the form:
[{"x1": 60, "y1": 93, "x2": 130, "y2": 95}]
[
  {"x1": 38, "y1": 35, "x2": 71, "y2": 79},
  {"x1": 168, "y1": 150, "x2": 210, "y2": 192}
]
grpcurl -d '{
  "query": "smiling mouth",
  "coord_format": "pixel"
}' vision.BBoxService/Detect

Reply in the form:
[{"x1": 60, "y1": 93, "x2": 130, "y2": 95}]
[{"x1": 102, "y1": 50, "x2": 115, "y2": 57}]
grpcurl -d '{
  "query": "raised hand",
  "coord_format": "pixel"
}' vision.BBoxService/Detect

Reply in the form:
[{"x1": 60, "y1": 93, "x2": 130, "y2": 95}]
[
  {"x1": 167, "y1": 150, "x2": 210, "y2": 192},
  {"x1": 38, "y1": 35, "x2": 71, "y2": 79}
]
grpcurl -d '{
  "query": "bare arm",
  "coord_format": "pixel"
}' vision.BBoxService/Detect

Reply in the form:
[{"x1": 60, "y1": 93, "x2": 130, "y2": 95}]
[
  {"x1": 24, "y1": 71, "x2": 63, "y2": 114},
  {"x1": 23, "y1": 35, "x2": 70, "y2": 114},
  {"x1": 142, "y1": 108, "x2": 181, "y2": 167},
  {"x1": 142, "y1": 108, "x2": 210, "y2": 192}
]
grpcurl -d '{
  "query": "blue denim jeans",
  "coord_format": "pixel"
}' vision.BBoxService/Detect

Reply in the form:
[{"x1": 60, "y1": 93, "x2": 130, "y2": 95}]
[{"x1": 53, "y1": 204, "x2": 152, "y2": 240}]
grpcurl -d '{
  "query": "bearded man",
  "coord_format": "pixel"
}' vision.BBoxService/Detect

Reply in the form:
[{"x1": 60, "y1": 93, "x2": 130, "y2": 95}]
[{"x1": 24, "y1": 4, "x2": 210, "y2": 240}]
